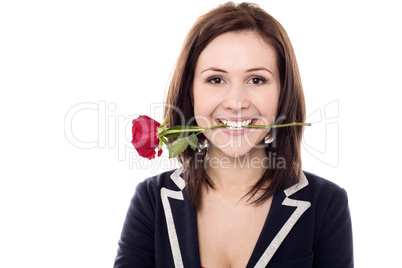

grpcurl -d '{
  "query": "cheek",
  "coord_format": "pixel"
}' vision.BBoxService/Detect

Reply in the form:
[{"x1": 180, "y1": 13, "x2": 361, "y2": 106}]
[
  {"x1": 255, "y1": 91, "x2": 280, "y2": 121},
  {"x1": 193, "y1": 88, "x2": 205, "y2": 116},
  {"x1": 194, "y1": 100, "x2": 218, "y2": 128},
  {"x1": 193, "y1": 89, "x2": 211, "y2": 127},
  {"x1": 193, "y1": 83, "x2": 221, "y2": 127}
]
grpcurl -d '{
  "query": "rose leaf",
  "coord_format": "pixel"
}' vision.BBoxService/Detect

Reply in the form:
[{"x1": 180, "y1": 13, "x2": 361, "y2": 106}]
[
  {"x1": 187, "y1": 133, "x2": 198, "y2": 151},
  {"x1": 169, "y1": 137, "x2": 189, "y2": 158}
]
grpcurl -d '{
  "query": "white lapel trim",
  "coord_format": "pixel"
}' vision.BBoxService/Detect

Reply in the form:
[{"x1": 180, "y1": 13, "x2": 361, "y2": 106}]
[
  {"x1": 254, "y1": 173, "x2": 311, "y2": 268},
  {"x1": 161, "y1": 170, "x2": 311, "y2": 268},
  {"x1": 160, "y1": 168, "x2": 185, "y2": 268}
]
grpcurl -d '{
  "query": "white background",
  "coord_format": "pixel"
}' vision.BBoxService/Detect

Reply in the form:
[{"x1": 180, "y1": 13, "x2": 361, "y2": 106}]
[{"x1": 1, "y1": 0, "x2": 401, "y2": 267}]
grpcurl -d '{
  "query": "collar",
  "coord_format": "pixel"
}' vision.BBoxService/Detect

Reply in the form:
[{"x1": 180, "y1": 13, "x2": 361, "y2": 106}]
[{"x1": 161, "y1": 169, "x2": 311, "y2": 267}]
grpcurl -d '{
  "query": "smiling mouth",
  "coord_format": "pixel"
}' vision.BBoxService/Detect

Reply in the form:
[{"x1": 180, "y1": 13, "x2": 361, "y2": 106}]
[{"x1": 217, "y1": 119, "x2": 256, "y2": 130}]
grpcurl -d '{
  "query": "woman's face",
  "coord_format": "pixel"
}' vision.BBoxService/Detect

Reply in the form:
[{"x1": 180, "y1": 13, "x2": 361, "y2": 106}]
[{"x1": 193, "y1": 31, "x2": 280, "y2": 159}]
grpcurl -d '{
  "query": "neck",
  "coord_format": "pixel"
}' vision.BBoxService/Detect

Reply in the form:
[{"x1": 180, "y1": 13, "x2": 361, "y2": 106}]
[{"x1": 204, "y1": 146, "x2": 268, "y2": 194}]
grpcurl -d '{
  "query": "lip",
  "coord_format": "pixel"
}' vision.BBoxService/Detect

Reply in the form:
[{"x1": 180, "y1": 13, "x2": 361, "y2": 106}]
[{"x1": 221, "y1": 127, "x2": 252, "y2": 136}]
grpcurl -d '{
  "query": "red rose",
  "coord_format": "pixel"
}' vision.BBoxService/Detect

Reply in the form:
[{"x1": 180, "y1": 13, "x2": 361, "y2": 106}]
[{"x1": 131, "y1": 115, "x2": 163, "y2": 160}]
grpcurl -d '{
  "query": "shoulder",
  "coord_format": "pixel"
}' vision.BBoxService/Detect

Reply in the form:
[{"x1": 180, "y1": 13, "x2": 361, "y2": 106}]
[
  {"x1": 299, "y1": 172, "x2": 353, "y2": 266},
  {"x1": 138, "y1": 169, "x2": 177, "y2": 189},
  {"x1": 124, "y1": 169, "x2": 184, "y2": 221},
  {"x1": 134, "y1": 169, "x2": 184, "y2": 199},
  {"x1": 299, "y1": 171, "x2": 349, "y2": 217},
  {"x1": 302, "y1": 171, "x2": 345, "y2": 196}
]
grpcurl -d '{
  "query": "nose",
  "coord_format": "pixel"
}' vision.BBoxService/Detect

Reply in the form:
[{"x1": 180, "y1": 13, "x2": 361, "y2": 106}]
[{"x1": 221, "y1": 84, "x2": 250, "y2": 112}]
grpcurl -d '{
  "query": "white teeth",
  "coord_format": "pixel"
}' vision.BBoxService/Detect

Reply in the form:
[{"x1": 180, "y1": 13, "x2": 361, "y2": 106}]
[{"x1": 219, "y1": 119, "x2": 252, "y2": 128}]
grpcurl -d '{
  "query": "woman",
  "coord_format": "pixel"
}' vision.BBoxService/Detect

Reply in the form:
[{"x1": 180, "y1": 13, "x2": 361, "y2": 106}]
[{"x1": 114, "y1": 2, "x2": 353, "y2": 267}]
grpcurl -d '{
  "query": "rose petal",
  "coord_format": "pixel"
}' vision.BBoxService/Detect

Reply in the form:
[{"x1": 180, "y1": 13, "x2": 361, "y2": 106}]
[{"x1": 131, "y1": 115, "x2": 162, "y2": 159}]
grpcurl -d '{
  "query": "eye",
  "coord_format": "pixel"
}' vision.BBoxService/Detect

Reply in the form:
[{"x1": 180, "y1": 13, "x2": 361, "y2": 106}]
[
  {"x1": 207, "y1": 77, "x2": 224, "y2": 84},
  {"x1": 248, "y1": 77, "x2": 267, "y2": 85}
]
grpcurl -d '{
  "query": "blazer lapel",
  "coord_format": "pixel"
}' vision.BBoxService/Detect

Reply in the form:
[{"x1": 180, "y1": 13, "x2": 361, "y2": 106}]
[
  {"x1": 162, "y1": 169, "x2": 311, "y2": 268},
  {"x1": 248, "y1": 173, "x2": 311, "y2": 268},
  {"x1": 161, "y1": 168, "x2": 201, "y2": 268}
]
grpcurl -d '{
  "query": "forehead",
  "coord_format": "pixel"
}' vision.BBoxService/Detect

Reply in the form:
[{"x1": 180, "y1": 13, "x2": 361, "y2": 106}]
[{"x1": 195, "y1": 31, "x2": 277, "y2": 72}]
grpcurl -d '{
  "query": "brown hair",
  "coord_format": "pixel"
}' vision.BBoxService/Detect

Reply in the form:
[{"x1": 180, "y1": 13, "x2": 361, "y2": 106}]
[{"x1": 165, "y1": 2, "x2": 306, "y2": 209}]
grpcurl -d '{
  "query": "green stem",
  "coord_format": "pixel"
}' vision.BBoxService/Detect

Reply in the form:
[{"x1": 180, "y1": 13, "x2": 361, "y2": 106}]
[
  {"x1": 245, "y1": 122, "x2": 311, "y2": 129},
  {"x1": 162, "y1": 124, "x2": 226, "y2": 136},
  {"x1": 161, "y1": 122, "x2": 310, "y2": 137}
]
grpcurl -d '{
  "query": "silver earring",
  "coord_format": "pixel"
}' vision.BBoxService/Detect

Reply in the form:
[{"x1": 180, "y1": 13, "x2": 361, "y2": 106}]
[
  {"x1": 265, "y1": 135, "x2": 275, "y2": 144},
  {"x1": 197, "y1": 140, "x2": 208, "y2": 152}
]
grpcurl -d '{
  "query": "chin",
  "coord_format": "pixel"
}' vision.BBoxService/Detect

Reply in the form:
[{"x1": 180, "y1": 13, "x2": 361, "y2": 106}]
[
  {"x1": 207, "y1": 135, "x2": 267, "y2": 160},
  {"x1": 215, "y1": 147, "x2": 252, "y2": 159}
]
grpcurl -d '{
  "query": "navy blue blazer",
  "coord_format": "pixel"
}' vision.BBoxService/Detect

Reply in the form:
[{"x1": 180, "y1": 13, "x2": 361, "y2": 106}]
[{"x1": 114, "y1": 169, "x2": 353, "y2": 267}]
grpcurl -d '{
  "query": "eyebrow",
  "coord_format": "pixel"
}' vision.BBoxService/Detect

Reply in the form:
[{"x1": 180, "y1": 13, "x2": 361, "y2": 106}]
[
  {"x1": 200, "y1": 67, "x2": 273, "y2": 75},
  {"x1": 200, "y1": 67, "x2": 227, "y2": 74},
  {"x1": 246, "y1": 67, "x2": 273, "y2": 75}
]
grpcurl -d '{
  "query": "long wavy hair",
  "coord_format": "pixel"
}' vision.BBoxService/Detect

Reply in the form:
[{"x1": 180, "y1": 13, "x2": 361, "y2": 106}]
[{"x1": 164, "y1": 2, "x2": 306, "y2": 209}]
